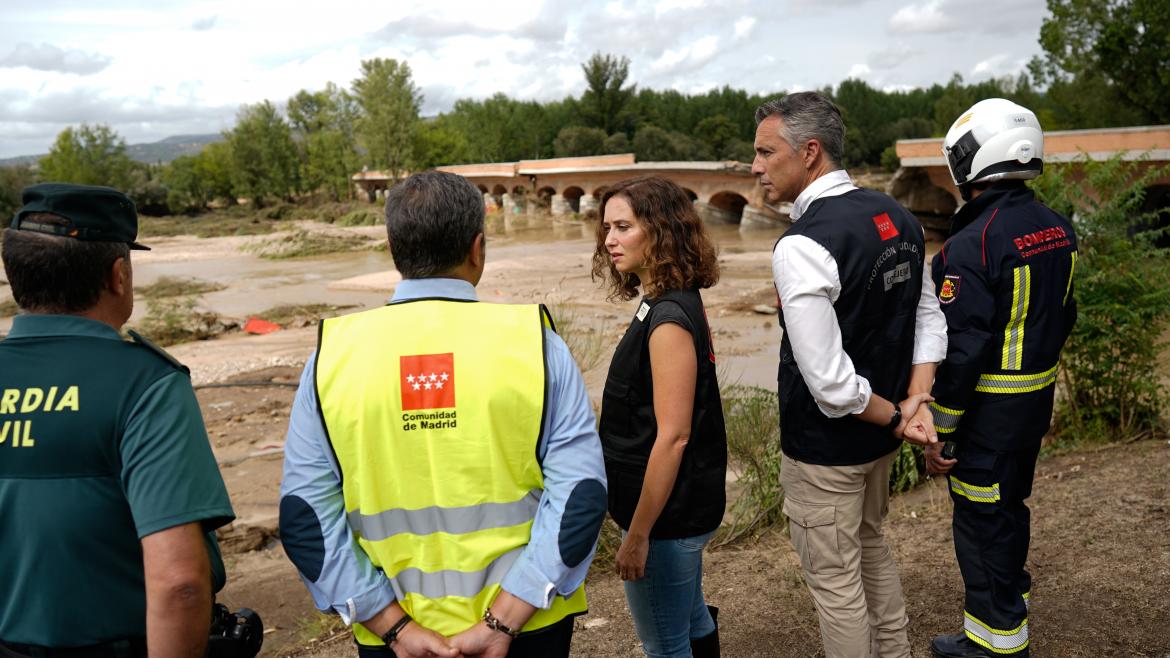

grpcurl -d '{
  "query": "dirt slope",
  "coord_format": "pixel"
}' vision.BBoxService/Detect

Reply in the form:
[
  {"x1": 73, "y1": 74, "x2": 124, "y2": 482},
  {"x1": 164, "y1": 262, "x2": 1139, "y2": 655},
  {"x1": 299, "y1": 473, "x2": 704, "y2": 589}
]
[{"x1": 202, "y1": 369, "x2": 1169, "y2": 657}]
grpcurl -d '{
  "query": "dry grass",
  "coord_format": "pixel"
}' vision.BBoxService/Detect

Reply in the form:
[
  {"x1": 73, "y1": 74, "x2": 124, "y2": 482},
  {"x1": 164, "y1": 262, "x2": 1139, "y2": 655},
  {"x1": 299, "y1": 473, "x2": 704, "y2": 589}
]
[
  {"x1": 244, "y1": 230, "x2": 379, "y2": 259},
  {"x1": 138, "y1": 276, "x2": 226, "y2": 300}
]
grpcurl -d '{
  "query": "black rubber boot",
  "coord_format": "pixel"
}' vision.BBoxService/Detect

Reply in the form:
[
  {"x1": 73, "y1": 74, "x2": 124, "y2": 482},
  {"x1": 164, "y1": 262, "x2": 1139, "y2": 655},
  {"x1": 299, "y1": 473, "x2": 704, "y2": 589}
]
[
  {"x1": 690, "y1": 606, "x2": 720, "y2": 658},
  {"x1": 931, "y1": 633, "x2": 1029, "y2": 658}
]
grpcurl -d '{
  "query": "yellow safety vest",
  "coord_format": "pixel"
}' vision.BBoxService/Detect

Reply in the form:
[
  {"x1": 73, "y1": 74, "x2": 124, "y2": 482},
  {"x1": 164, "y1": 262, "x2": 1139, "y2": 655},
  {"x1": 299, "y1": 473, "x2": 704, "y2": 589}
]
[{"x1": 316, "y1": 299, "x2": 587, "y2": 646}]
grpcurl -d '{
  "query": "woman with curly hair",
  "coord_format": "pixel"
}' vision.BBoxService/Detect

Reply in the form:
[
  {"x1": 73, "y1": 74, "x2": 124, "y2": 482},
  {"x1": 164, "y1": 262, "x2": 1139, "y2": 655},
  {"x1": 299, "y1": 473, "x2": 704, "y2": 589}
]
[{"x1": 593, "y1": 176, "x2": 727, "y2": 658}]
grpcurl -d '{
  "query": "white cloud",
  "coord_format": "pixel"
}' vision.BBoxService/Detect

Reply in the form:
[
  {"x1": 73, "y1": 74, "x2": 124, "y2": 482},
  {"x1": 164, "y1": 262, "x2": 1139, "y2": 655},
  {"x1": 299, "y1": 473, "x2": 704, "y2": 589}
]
[
  {"x1": 734, "y1": 16, "x2": 757, "y2": 39},
  {"x1": 655, "y1": 0, "x2": 705, "y2": 14},
  {"x1": 847, "y1": 63, "x2": 871, "y2": 79},
  {"x1": 0, "y1": 0, "x2": 1054, "y2": 158},
  {"x1": 868, "y1": 43, "x2": 918, "y2": 70},
  {"x1": 0, "y1": 42, "x2": 111, "y2": 75},
  {"x1": 650, "y1": 35, "x2": 719, "y2": 75},
  {"x1": 191, "y1": 15, "x2": 216, "y2": 31},
  {"x1": 888, "y1": 0, "x2": 955, "y2": 34}
]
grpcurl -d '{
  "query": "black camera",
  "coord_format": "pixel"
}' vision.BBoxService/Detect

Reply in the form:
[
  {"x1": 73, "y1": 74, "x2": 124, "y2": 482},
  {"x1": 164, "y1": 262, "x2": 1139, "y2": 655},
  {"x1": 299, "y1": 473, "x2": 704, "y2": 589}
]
[{"x1": 207, "y1": 603, "x2": 263, "y2": 658}]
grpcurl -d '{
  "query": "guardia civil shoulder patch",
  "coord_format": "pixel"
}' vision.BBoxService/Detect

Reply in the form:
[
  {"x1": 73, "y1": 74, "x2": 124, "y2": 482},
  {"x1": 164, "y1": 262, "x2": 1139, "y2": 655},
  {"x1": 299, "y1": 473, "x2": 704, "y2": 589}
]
[{"x1": 939, "y1": 275, "x2": 961, "y2": 305}]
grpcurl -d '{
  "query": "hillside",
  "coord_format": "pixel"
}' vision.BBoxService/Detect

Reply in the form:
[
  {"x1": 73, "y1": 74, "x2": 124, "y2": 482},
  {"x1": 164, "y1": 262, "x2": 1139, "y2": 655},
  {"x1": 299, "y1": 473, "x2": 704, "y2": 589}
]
[{"x1": 0, "y1": 133, "x2": 223, "y2": 167}]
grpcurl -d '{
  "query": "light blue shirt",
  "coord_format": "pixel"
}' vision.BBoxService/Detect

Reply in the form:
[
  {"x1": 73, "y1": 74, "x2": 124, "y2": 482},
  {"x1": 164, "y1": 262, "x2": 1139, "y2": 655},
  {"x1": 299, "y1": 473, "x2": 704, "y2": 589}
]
[{"x1": 279, "y1": 278, "x2": 606, "y2": 625}]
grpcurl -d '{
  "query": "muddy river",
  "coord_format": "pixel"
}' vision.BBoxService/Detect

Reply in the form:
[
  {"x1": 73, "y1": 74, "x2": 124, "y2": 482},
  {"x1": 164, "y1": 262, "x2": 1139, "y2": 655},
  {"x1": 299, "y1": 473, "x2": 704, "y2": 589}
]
[{"x1": 1, "y1": 216, "x2": 941, "y2": 394}]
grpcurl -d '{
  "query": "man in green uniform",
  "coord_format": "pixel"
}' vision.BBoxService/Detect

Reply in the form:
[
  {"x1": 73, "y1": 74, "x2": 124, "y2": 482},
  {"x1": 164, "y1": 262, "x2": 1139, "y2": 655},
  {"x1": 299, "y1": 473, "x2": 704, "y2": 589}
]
[{"x1": 0, "y1": 183, "x2": 235, "y2": 658}]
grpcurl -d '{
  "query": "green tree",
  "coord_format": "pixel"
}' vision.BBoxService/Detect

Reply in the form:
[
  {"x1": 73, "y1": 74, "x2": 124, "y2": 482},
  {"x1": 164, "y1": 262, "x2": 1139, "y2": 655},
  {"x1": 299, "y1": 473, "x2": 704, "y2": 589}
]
[
  {"x1": 694, "y1": 114, "x2": 739, "y2": 157},
  {"x1": 161, "y1": 141, "x2": 235, "y2": 212},
  {"x1": 413, "y1": 116, "x2": 472, "y2": 169},
  {"x1": 553, "y1": 126, "x2": 608, "y2": 157},
  {"x1": 603, "y1": 132, "x2": 631, "y2": 155},
  {"x1": 352, "y1": 58, "x2": 422, "y2": 179},
  {"x1": 1030, "y1": 0, "x2": 1168, "y2": 125},
  {"x1": 632, "y1": 125, "x2": 712, "y2": 161},
  {"x1": 580, "y1": 53, "x2": 635, "y2": 135},
  {"x1": 38, "y1": 124, "x2": 134, "y2": 189},
  {"x1": 225, "y1": 101, "x2": 299, "y2": 206},
  {"x1": 288, "y1": 83, "x2": 361, "y2": 200},
  {"x1": 0, "y1": 165, "x2": 37, "y2": 227}
]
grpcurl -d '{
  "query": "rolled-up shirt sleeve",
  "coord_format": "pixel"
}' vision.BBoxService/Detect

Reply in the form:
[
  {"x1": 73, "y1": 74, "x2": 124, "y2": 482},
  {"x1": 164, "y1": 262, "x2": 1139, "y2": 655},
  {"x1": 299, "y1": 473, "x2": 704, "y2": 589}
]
[
  {"x1": 500, "y1": 330, "x2": 608, "y2": 609},
  {"x1": 772, "y1": 235, "x2": 873, "y2": 418},
  {"x1": 279, "y1": 353, "x2": 395, "y2": 625},
  {"x1": 913, "y1": 253, "x2": 949, "y2": 365}
]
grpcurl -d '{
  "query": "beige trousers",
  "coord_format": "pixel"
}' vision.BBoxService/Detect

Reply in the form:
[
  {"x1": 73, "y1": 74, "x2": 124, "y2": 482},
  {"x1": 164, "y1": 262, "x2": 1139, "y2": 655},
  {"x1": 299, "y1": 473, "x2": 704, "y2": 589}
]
[{"x1": 780, "y1": 451, "x2": 911, "y2": 658}]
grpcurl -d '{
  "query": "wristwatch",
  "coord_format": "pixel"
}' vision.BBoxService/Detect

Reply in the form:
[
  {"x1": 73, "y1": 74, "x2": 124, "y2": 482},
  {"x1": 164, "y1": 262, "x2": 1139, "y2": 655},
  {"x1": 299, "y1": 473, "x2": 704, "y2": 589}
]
[{"x1": 884, "y1": 405, "x2": 903, "y2": 433}]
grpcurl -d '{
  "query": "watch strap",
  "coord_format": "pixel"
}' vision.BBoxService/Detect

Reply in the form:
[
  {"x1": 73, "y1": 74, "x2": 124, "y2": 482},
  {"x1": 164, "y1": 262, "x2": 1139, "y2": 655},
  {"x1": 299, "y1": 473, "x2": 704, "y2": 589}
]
[
  {"x1": 483, "y1": 609, "x2": 521, "y2": 638},
  {"x1": 381, "y1": 612, "x2": 412, "y2": 646}
]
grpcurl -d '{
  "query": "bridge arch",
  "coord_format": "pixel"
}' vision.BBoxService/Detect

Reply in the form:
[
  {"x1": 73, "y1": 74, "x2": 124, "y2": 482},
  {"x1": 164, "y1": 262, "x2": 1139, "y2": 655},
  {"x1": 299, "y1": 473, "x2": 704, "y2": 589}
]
[
  {"x1": 681, "y1": 187, "x2": 698, "y2": 202},
  {"x1": 563, "y1": 186, "x2": 585, "y2": 213},
  {"x1": 707, "y1": 191, "x2": 748, "y2": 224}
]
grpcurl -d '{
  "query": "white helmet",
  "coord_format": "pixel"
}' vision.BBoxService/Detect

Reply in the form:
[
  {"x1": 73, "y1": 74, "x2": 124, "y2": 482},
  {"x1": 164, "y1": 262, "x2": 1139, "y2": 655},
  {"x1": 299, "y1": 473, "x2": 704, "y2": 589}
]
[{"x1": 942, "y1": 98, "x2": 1044, "y2": 194}]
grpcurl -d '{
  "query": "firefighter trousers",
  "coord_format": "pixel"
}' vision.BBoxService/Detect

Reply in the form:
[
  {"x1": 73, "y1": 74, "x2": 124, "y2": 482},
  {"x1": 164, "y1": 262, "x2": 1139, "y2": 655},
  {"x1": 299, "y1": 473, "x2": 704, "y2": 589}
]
[{"x1": 948, "y1": 440, "x2": 1041, "y2": 656}]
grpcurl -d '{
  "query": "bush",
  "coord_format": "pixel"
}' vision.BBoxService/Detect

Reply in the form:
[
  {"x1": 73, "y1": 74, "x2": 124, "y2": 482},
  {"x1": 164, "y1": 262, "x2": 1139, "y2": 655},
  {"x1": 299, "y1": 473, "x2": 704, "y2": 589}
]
[
  {"x1": 880, "y1": 145, "x2": 901, "y2": 173},
  {"x1": 336, "y1": 209, "x2": 380, "y2": 226},
  {"x1": 133, "y1": 296, "x2": 232, "y2": 346},
  {"x1": 718, "y1": 385, "x2": 784, "y2": 544},
  {"x1": 1030, "y1": 155, "x2": 1170, "y2": 442}
]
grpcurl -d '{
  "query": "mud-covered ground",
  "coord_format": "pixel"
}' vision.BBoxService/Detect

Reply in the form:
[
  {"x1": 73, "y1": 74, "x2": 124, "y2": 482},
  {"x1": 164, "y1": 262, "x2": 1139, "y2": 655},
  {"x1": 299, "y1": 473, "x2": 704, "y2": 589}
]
[{"x1": 5, "y1": 216, "x2": 1161, "y2": 657}]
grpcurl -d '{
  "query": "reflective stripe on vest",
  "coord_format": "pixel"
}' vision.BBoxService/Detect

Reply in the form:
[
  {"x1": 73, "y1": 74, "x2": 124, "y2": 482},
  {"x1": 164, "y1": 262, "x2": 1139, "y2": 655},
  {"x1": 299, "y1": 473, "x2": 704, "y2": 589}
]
[
  {"x1": 964, "y1": 611, "x2": 1029, "y2": 654},
  {"x1": 316, "y1": 300, "x2": 586, "y2": 644},
  {"x1": 949, "y1": 476, "x2": 1000, "y2": 503},
  {"x1": 975, "y1": 364, "x2": 1058, "y2": 394}
]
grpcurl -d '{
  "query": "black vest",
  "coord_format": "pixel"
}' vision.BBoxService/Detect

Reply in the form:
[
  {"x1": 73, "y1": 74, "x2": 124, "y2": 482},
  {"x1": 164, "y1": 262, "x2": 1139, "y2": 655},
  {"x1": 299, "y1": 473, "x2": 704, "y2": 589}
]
[
  {"x1": 600, "y1": 289, "x2": 727, "y2": 539},
  {"x1": 777, "y1": 188, "x2": 924, "y2": 465}
]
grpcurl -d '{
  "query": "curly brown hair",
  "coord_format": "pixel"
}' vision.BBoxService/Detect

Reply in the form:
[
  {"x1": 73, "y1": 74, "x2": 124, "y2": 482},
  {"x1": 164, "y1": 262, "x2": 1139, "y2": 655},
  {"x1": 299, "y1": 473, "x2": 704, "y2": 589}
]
[{"x1": 592, "y1": 176, "x2": 719, "y2": 302}]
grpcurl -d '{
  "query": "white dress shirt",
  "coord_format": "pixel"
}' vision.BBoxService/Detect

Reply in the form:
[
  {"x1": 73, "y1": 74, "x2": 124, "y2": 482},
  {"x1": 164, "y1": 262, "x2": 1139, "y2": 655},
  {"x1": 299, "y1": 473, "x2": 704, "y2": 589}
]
[{"x1": 772, "y1": 169, "x2": 948, "y2": 418}]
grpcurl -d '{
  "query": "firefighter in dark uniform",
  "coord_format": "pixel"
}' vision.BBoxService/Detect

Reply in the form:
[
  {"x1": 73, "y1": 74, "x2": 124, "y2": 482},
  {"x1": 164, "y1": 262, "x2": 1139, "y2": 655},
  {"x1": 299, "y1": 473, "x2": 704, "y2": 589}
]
[{"x1": 923, "y1": 100, "x2": 1078, "y2": 658}]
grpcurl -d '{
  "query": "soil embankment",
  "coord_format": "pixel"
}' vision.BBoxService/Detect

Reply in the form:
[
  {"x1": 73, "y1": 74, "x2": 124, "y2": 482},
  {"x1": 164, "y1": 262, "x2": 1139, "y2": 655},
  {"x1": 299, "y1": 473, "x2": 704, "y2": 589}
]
[{"x1": 53, "y1": 218, "x2": 1164, "y2": 657}]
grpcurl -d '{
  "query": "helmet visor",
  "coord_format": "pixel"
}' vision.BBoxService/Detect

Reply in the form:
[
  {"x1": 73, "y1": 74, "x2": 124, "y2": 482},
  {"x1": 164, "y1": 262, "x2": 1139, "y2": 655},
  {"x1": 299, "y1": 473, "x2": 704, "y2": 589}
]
[{"x1": 945, "y1": 130, "x2": 980, "y2": 185}]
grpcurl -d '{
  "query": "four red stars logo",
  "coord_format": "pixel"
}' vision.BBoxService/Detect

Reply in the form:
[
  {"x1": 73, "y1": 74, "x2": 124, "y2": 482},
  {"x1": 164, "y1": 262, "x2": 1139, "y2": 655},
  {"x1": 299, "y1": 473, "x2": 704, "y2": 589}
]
[{"x1": 400, "y1": 353, "x2": 456, "y2": 410}]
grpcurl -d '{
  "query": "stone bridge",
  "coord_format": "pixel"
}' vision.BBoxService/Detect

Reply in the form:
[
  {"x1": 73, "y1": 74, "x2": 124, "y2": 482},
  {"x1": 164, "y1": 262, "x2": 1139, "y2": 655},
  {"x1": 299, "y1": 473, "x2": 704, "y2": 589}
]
[
  {"x1": 890, "y1": 125, "x2": 1170, "y2": 229},
  {"x1": 353, "y1": 154, "x2": 787, "y2": 230}
]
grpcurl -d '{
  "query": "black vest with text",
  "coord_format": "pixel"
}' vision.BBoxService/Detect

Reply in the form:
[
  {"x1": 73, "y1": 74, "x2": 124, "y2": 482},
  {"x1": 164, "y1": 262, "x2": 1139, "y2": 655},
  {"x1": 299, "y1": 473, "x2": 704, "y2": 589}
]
[
  {"x1": 777, "y1": 188, "x2": 924, "y2": 465},
  {"x1": 600, "y1": 288, "x2": 727, "y2": 539}
]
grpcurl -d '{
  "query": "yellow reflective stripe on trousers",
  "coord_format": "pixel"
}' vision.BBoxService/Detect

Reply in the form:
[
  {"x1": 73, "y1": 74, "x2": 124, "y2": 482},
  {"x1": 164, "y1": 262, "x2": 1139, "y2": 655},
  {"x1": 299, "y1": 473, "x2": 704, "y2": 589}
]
[
  {"x1": 949, "y1": 476, "x2": 1000, "y2": 503},
  {"x1": 1001, "y1": 265, "x2": 1031, "y2": 370},
  {"x1": 965, "y1": 611, "x2": 1029, "y2": 654},
  {"x1": 930, "y1": 401, "x2": 964, "y2": 434},
  {"x1": 347, "y1": 489, "x2": 542, "y2": 541},
  {"x1": 975, "y1": 364, "x2": 1058, "y2": 394},
  {"x1": 1064, "y1": 251, "x2": 1077, "y2": 305}
]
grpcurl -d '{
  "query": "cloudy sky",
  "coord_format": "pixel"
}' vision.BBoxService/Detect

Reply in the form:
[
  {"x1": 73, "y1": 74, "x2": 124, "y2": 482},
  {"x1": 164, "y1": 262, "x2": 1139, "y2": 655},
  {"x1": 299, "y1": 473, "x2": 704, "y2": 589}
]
[{"x1": 0, "y1": 0, "x2": 1049, "y2": 158}]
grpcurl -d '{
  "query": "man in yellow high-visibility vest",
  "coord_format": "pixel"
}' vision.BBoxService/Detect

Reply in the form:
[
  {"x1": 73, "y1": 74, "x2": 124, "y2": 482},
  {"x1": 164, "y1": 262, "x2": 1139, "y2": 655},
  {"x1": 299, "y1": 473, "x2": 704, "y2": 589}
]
[{"x1": 280, "y1": 171, "x2": 608, "y2": 658}]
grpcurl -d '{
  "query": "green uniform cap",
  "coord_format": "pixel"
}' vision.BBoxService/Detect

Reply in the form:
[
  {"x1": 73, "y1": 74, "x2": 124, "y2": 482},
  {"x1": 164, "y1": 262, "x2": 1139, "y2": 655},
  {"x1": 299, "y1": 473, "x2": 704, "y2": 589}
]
[{"x1": 12, "y1": 182, "x2": 150, "y2": 251}]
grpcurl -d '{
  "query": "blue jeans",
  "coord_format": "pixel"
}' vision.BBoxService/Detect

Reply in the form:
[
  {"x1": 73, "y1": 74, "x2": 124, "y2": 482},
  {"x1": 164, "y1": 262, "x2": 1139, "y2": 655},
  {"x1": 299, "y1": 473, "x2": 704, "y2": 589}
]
[{"x1": 622, "y1": 529, "x2": 717, "y2": 658}]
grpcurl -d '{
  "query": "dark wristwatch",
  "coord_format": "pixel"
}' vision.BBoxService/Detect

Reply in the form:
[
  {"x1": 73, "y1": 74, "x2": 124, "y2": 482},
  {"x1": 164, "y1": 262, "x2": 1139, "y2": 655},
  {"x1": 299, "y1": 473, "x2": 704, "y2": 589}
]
[
  {"x1": 884, "y1": 405, "x2": 903, "y2": 433},
  {"x1": 483, "y1": 609, "x2": 521, "y2": 638},
  {"x1": 381, "y1": 613, "x2": 412, "y2": 646}
]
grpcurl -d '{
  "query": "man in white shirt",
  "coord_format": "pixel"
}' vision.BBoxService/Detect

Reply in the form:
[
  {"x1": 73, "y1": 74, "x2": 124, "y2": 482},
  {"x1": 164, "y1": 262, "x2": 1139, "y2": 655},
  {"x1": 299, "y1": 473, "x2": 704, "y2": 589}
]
[{"x1": 753, "y1": 91, "x2": 948, "y2": 658}]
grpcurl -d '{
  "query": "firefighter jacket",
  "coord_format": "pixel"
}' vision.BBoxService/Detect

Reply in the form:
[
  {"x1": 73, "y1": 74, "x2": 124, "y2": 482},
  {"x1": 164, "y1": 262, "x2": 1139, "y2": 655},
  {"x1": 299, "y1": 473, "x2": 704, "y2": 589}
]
[{"x1": 929, "y1": 181, "x2": 1078, "y2": 449}]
